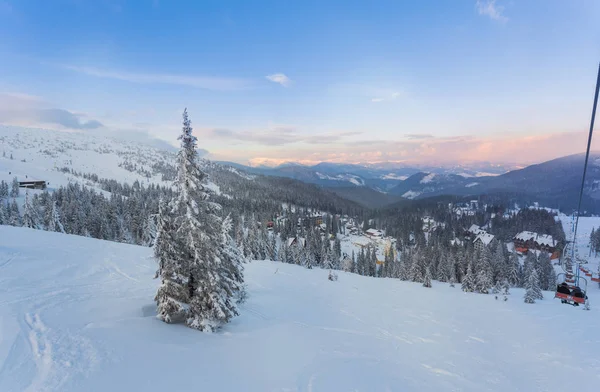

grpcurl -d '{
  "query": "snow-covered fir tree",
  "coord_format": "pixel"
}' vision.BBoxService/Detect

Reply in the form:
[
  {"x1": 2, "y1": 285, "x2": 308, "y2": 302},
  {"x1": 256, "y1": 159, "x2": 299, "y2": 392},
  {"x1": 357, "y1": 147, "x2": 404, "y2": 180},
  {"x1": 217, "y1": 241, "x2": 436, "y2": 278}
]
[
  {"x1": 10, "y1": 177, "x2": 19, "y2": 198},
  {"x1": 462, "y1": 263, "x2": 475, "y2": 292},
  {"x1": 48, "y1": 201, "x2": 65, "y2": 233},
  {"x1": 423, "y1": 266, "x2": 432, "y2": 288},
  {"x1": 154, "y1": 198, "x2": 189, "y2": 323},
  {"x1": 524, "y1": 268, "x2": 543, "y2": 303},
  {"x1": 22, "y1": 191, "x2": 39, "y2": 229},
  {"x1": 155, "y1": 109, "x2": 245, "y2": 332}
]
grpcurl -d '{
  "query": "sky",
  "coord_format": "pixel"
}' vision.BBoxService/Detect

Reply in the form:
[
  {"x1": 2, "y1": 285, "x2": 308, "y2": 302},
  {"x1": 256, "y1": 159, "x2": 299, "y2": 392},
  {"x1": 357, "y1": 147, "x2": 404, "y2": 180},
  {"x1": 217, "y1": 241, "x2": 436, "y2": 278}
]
[{"x1": 0, "y1": 0, "x2": 599, "y2": 167}]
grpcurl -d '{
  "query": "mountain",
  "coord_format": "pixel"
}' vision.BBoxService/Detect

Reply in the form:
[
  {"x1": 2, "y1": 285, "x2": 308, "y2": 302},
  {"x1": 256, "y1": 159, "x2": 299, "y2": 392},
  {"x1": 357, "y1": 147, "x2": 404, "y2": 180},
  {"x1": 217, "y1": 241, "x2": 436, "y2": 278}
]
[
  {"x1": 385, "y1": 153, "x2": 600, "y2": 213},
  {"x1": 0, "y1": 126, "x2": 365, "y2": 215},
  {"x1": 2, "y1": 225, "x2": 599, "y2": 391},
  {"x1": 219, "y1": 160, "x2": 515, "y2": 193}
]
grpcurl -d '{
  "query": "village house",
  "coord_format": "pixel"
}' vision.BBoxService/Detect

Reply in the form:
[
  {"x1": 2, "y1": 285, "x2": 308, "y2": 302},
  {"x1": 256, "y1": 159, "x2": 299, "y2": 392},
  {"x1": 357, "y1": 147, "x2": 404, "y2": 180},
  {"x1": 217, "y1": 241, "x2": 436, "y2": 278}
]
[
  {"x1": 473, "y1": 232, "x2": 496, "y2": 253},
  {"x1": 365, "y1": 228, "x2": 384, "y2": 239},
  {"x1": 466, "y1": 224, "x2": 485, "y2": 239},
  {"x1": 18, "y1": 180, "x2": 47, "y2": 190},
  {"x1": 513, "y1": 231, "x2": 559, "y2": 258}
]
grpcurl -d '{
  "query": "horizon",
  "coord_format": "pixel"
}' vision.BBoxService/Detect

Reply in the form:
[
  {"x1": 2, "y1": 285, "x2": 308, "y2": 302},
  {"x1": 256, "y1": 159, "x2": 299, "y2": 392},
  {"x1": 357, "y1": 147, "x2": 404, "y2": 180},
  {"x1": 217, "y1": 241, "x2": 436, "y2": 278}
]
[{"x1": 1, "y1": 1, "x2": 600, "y2": 167}]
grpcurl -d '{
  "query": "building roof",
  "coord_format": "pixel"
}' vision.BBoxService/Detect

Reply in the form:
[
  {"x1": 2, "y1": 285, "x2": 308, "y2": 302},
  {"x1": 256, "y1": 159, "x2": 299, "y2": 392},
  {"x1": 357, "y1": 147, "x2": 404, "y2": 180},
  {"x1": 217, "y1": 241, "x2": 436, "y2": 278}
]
[
  {"x1": 366, "y1": 228, "x2": 383, "y2": 237},
  {"x1": 514, "y1": 231, "x2": 555, "y2": 247},
  {"x1": 474, "y1": 232, "x2": 495, "y2": 246},
  {"x1": 468, "y1": 224, "x2": 486, "y2": 235}
]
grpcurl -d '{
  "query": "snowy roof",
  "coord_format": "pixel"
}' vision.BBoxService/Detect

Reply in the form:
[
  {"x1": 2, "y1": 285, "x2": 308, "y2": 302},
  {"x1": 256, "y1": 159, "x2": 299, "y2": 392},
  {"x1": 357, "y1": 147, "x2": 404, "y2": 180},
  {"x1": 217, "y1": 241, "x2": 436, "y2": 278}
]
[
  {"x1": 366, "y1": 228, "x2": 383, "y2": 236},
  {"x1": 468, "y1": 224, "x2": 483, "y2": 234},
  {"x1": 514, "y1": 231, "x2": 555, "y2": 247},
  {"x1": 474, "y1": 232, "x2": 495, "y2": 246}
]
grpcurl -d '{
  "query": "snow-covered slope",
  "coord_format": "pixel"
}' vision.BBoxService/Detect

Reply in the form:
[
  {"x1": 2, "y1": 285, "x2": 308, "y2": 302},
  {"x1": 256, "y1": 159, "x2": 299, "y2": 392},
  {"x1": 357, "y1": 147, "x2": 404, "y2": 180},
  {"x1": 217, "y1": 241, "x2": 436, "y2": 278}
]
[
  {"x1": 1, "y1": 226, "x2": 600, "y2": 391},
  {"x1": 0, "y1": 125, "x2": 175, "y2": 187}
]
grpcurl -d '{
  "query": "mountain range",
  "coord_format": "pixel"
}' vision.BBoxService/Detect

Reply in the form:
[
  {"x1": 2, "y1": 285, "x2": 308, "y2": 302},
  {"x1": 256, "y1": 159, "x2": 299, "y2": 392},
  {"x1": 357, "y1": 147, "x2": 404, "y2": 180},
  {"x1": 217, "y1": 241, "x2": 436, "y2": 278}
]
[{"x1": 1, "y1": 125, "x2": 599, "y2": 213}]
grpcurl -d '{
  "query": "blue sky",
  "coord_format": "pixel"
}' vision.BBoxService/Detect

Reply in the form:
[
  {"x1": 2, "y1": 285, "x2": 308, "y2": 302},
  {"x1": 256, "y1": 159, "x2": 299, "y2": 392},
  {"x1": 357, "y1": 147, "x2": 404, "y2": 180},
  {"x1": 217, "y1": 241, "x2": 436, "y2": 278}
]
[{"x1": 0, "y1": 0, "x2": 599, "y2": 166}]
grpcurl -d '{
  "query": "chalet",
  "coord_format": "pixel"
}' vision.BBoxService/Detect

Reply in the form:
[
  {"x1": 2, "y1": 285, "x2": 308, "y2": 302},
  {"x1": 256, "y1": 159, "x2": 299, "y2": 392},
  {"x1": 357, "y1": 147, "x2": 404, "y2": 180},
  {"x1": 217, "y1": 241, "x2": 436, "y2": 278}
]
[
  {"x1": 513, "y1": 231, "x2": 557, "y2": 254},
  {"x1": 473, "y1": 232, "x2": 496, "y2": 252},
  {"x1": 365, "y1": 228, "x2": 383, "y2": 239},
  {"x1": 466, "y1": 224, "x2": 485, "y2": 239},
  {"x1": 18, "y1": 180, "x2": 47, "y2": 190}
]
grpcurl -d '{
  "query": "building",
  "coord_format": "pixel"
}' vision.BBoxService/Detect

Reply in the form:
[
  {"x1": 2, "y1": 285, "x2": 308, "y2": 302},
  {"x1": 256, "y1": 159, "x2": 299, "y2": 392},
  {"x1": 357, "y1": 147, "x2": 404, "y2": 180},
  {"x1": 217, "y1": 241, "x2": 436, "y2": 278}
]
[
  {"x1": 18, "y1": 180, "x2": 47, "y2": 190},
  {"x1": 466, "y1": 224, "x2": 485, "y2": 239},
  {"x1": 365, "y1": 228, "x2": 383, "y2": 239},
  {"x1": 513, "y1": 231, "x2": 557, "y2": 255},
  {"x1": 474, "y1": 232, "x2": 496, "y2": 252}
]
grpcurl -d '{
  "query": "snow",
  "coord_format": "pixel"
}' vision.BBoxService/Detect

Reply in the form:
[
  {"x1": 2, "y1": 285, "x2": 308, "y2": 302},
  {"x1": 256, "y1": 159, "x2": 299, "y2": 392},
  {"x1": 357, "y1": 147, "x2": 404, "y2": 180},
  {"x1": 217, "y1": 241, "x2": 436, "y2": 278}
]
[
  {"x1": 465, "y1": 182, "x2": 479, "y2": 188},
  {"x1": 474, "y1": 232, "x2": 495, "y2": 246},
  {"x1": 419, "y1": 173, "x2": 436, "y2": 184},
  {"x1": 315, "y1": 172, "x2": 365, "y2": 186},
  {"x1": 0, "y1": 126, "x2": 174, "y2": 187},
  {"x1": 2, "y1": 226, "x2": 600, "y2": 391},
  {"x1": 402, "y1": 190, "x2": 421, "y2": 199},
  {"x1": 380, "y1": 173, "x2": 408, "y2": 180}
]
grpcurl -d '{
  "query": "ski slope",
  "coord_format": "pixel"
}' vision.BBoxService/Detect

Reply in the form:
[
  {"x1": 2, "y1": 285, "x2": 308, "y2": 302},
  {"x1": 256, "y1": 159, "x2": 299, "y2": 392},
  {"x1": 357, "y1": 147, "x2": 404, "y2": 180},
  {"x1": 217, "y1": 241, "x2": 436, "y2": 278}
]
[{"x1": 1, "y1": 227, "x2": 600, "y2": 391}]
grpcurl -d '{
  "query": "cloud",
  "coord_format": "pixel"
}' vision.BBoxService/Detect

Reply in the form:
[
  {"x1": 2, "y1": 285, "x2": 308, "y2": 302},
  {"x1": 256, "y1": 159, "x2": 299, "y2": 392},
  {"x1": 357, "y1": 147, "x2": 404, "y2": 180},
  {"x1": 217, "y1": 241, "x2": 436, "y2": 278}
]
[
  {"x1": 35, "y1": 109, "x2": 103, "y2": 130},
  {"x1": 476, "y1": 0, "x2": 508, "y2": 22},
  {"x1": 0, "y1": 92, "x2": 104, "y2": 130},
  {"x1": 266, "y1": 73, "x2": 292, "y2": 87},
  {"x1": 405, "y1": 133, "x2": 434, "y2": 140},
  {"x1": 64, "y1": 65, "x2": 252, "y2": 91},
  {"x1": 371, "y1": 91, "x2": 402, "y2": 103},
  {"x1": 228, "y1": 130, "x2": 595, "y2": 168},
  {"x1": 203, "y1": 124, "x2": 358, "y2": 146}
]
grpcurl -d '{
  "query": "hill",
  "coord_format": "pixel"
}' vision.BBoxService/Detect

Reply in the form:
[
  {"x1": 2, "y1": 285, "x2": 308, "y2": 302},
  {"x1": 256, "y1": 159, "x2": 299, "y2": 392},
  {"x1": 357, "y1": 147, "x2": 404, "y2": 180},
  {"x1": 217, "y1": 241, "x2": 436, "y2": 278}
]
[
  {"x1": 1, "y1": 226, "x2": 599, "y2": 391},
  {"x1": 385, "y1": 153, "x2": 600, "y2": 212}
]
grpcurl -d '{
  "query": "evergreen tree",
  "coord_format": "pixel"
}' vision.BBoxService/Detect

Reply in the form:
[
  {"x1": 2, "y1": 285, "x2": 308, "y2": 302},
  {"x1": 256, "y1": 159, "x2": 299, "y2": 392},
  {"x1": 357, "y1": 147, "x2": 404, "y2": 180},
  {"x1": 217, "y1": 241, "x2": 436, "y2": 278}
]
[
  {"x1": 22, "y1": 190, "x2": 39, "y2": 229},
  {"x1": 507, "y1": 252, "x2": 520, "y2": 287},
  {"x1": 0, "y1": 201, "x2": 5, "y2": 225},
  {"x1": 423, "y1": 266, "x2": 432, "y2": 288},
  {"x1": 475, "y1": 268, "x2": 492, "y2": 294},
  {"x1": 462, "y1": 264, "x2": 475, "y2": 292},
  {"x1": 10, "y1": 177, "x2": 19, "y2": 198},
  {"x1": 524, "y1": 268, "x2": 543, "y2": 303},
  {"x1": 0, "y1": 181, "x2": 8, "y2": 199},
  {"x1": 538, "y1": 252, "x2": 556, "y2": 291},
  {"x1": 49, "y1": 201, "x2": 65, "y2": 233},
  {"x1": 492, "y1": 280, "x2": 502, "y2": 294},
  {"x1": 502, "y1": 279, "x2": 510, "y2": 295},
  {"x1": 155, "y1": 109, "x2": 244, "y2": 332},
  {"x1": 154, "y1": 198, "x2": 189, "y2": 323},
  {"x1": 410, "y1": 250, "x2": 425, "y2": 282}
]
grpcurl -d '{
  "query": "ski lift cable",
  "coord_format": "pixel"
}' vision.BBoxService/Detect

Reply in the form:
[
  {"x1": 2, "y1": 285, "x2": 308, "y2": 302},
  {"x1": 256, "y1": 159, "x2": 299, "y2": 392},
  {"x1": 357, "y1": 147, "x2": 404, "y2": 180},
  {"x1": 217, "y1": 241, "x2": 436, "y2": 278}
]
[{"x1": 571, "y1": 62, "x2": 600, "y2": 287}]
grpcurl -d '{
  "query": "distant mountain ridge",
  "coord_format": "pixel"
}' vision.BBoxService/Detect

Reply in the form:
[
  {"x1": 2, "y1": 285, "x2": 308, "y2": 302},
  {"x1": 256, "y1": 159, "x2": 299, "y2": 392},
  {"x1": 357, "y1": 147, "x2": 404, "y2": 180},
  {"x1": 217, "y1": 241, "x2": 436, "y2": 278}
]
[{"x1": 218, "y1": 160, "x2": 516, "y2": 193}]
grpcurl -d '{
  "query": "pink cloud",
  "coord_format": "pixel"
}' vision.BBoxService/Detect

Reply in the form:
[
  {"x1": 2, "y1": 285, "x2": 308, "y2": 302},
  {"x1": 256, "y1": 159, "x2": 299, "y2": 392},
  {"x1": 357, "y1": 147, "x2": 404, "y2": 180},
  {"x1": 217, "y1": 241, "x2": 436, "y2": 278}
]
[{"x1": 226, "y1": 130, "x2": 594, "y2": 167}]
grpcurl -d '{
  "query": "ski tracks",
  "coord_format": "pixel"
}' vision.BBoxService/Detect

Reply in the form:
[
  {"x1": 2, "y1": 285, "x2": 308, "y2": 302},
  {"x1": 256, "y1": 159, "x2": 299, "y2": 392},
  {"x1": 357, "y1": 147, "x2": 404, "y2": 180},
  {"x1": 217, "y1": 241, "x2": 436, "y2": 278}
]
[{"x1": 23, "y1": 313, "x2": 53, "y2": 392}]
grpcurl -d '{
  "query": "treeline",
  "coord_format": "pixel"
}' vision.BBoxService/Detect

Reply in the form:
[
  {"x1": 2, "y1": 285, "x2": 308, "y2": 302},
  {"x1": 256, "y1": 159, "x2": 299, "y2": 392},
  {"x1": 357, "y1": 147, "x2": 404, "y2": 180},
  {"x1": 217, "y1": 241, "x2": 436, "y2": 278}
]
[{"x1": 0, "y1": 177, "x2": 172, "y2": 245}]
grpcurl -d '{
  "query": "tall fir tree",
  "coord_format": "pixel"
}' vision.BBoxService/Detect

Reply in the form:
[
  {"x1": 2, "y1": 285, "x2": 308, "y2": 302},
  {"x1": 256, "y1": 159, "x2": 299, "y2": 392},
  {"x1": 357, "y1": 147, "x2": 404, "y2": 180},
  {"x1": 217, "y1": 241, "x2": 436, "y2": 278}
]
[
  {"x1": 154, "y1": 198, "x2": 189, "y2": 323},
  {"x1": 155, "y1": 109, "x2": 245, "y2": 332},
  {"x1": 423, "y1": 266, "x2": 432, "y2": 288},
  {"x1": 22, "y1": 191, "x2": 39, "y2": 229},
  {"x1": 462, "y1": 263, "x2": 476, "y2": 292},
  {"x1": 524, "y1": 267, "x2": 543, "y2": 303}
]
